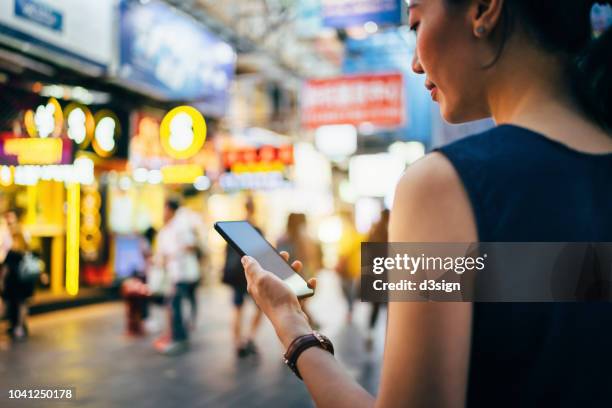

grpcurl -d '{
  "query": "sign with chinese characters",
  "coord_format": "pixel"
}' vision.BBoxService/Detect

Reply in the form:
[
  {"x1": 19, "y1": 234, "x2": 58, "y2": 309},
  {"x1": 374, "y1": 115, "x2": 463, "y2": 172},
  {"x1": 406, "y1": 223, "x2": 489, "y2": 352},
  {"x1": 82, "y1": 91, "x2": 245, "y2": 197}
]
[
  {"x1": 302, "y1": 72, "x2": 404, "y2": 129},
  {"x1": 221, "y1": 145, "x2": 294, "y2": 173},
  {"x1": 321, "y1": 0, "x2": 402, "y2": 28}
]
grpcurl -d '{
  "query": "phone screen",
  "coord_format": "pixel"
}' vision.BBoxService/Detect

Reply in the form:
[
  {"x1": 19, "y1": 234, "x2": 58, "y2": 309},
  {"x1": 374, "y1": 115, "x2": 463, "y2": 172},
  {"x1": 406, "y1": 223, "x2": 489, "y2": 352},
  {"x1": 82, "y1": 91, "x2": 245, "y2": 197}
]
[{"x1": 215, "y1": 221, "x2": 314, "y2": 299}]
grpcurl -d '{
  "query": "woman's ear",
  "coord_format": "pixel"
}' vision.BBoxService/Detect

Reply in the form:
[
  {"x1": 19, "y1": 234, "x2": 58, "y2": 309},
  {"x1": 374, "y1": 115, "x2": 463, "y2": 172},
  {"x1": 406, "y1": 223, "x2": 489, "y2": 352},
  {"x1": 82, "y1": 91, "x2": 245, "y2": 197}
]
[{"x1": 470, "y1": 0, "x2": 504, "y2": 38}]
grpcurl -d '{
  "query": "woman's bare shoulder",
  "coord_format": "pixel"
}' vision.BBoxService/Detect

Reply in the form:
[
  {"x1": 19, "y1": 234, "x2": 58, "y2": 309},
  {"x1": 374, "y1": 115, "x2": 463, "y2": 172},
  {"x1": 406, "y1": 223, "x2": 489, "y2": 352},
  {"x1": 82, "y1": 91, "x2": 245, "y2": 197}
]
[{"x1": 391, "y1": 152, "x2": 477, "y2": 242}]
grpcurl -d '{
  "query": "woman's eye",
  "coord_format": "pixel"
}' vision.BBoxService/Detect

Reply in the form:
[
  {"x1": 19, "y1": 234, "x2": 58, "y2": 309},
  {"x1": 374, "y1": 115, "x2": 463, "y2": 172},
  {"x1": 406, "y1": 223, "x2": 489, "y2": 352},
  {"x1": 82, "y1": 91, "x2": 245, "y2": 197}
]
[{"x1": 410, "y1": 22, "x2": 420, "y2": 33}]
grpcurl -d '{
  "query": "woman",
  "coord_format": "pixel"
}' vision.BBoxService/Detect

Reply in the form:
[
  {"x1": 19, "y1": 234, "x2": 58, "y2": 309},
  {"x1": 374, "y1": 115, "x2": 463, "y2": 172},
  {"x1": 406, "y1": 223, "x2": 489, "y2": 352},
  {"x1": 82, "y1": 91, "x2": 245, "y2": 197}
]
[
  {"x1": 222, "y1": 197, "x2": 263, "y2": 357},
  {"x1": 335, "y1": 211, "x2": 363, "y2": 323},
  {"x1": 365, "y1": 209, "x2": 390, "y2": 350},
  {"x1": 1, "y1": 209, "x2": 34, "y2": 340},
  {"x1": 241, "y1": 1, "x2": 612, "y2": 407},
  {"x1": 277, "y1": 213, "x2": 322, "y2": 327}
]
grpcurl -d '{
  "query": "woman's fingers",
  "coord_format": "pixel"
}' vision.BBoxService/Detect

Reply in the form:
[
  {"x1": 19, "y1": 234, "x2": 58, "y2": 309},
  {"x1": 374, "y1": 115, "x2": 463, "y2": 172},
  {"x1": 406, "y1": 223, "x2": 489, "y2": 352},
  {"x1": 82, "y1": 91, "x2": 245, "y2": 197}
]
[
  {"x1": 241, "y1": 256, "x2": 262, "y2": 280},
  {"x1": 281, "y1": 251, "x2": 305, "y2": 275},
  {"x1": 291, "y1": 260, "x2": 303, "y2": 274},
  {"x1": 307, "y1": 278, "x2": 317, "y2": 290}
]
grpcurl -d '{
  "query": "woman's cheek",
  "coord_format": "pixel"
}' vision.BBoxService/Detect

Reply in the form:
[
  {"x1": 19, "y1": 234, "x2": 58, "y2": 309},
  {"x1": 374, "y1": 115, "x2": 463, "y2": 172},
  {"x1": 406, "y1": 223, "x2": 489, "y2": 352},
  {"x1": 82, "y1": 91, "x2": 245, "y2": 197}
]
[{"x1": 416, "y1": 28, "x2": 437, "y2": 77}]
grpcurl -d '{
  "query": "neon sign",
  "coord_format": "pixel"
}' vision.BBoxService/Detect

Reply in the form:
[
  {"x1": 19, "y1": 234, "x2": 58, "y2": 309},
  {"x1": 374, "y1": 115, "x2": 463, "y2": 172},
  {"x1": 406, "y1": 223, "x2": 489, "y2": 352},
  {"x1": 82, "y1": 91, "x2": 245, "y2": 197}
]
[{"x1": 159, "y1": 106, "x2": 207, "y2": 160}]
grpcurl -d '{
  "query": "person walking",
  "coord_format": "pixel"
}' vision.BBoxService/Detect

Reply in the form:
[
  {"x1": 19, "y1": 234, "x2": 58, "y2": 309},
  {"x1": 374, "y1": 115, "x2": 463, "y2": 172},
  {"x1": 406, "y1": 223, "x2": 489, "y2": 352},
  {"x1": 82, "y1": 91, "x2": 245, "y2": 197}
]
[
  {"x1": 277, "y1": 213, "x2": 322, "y2": 328},
  {"x1": 1, "y1": 209, "x2": 36, "y2": 340},
  {"x1": 240, "y1": 1, "x2": 612, "y2": 407},
  {"x1": 154, "y1": 199, "x2": 200, "y2": 354},
  {"x1": 364, "y1": 209, "x2": 389, "y2": 350},
  {"x1": 336, "y1": 211, "x2": 363, "y2": 324},
  {"x1": 222, "y1": 197, "x2": 263, "y2": 357},
  {"x1": 173, "y1": 193, "x2": 207, "y2": 330}
]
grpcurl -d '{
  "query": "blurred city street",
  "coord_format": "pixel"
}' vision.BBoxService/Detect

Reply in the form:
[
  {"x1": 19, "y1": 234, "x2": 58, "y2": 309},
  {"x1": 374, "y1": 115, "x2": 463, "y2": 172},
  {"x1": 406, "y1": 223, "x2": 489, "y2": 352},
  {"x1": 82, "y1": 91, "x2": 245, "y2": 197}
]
[{"x1": 0, "y1": 271, "x2": 385, "y2": 408}]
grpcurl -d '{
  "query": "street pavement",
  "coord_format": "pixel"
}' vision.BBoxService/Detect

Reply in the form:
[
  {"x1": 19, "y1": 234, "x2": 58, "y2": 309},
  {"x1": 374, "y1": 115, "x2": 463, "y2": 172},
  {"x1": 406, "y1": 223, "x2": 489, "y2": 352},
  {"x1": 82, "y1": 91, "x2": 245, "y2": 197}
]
[{"x1": 0, "y1": 271, "x2": 386, "y2": 408}]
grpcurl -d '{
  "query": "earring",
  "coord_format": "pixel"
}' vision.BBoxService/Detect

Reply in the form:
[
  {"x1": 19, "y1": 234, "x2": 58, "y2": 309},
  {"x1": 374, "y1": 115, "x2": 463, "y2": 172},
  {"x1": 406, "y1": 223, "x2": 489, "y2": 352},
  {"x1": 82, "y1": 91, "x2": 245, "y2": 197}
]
[{"x1": 475, "y1": 26, "x2": 486, "y2": 36}]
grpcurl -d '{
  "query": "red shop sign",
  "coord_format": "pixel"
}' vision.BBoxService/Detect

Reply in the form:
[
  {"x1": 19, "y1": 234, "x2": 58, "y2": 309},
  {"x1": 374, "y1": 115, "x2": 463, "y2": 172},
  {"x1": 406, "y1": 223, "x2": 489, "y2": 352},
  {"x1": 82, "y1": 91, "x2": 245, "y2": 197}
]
[
  {"x1": 301, "y1": 72, "x2": 404, "y2": 129},
  {"x1": 222, "y1": 145, "x2": 294, "y2": 169}
]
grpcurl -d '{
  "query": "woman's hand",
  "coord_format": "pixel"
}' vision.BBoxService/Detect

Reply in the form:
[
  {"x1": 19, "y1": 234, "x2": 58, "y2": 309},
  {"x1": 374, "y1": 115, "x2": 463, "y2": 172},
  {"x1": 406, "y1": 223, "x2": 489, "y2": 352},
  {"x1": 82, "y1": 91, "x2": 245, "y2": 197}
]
[{"x1": 242, "y1": 251, "x2": 316, "y2": 348}]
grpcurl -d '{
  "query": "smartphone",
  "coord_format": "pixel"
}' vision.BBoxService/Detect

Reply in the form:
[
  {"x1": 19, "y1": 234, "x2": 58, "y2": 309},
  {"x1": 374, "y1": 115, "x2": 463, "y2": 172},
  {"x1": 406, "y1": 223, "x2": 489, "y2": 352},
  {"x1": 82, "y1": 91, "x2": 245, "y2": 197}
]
[{"x1": 214, "y1": 221, "x2": 315, "y2": 299}]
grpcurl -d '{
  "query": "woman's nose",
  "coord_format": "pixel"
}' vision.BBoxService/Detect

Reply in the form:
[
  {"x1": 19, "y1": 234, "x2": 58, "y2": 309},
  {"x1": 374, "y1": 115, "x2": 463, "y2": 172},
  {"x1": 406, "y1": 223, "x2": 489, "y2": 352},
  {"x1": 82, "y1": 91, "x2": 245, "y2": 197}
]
[{"x1": 412, "y1": 52, "x2": 424, "y2": 74}]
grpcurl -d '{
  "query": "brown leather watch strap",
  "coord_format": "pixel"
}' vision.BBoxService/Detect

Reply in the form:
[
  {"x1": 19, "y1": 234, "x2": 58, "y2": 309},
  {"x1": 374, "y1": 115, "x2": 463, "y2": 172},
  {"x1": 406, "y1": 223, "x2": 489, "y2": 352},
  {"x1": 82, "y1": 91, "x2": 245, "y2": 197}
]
[{"x1": 283, "y1": 331, "x2": 334, "y2": 380}]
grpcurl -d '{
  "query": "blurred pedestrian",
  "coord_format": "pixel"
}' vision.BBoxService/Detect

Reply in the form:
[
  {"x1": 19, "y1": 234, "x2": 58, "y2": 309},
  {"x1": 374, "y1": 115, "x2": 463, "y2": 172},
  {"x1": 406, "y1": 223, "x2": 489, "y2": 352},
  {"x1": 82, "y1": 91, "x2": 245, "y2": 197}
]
[
  {"x1": 0, "y1": 209, "x2": 38, "y2": 340},
  {"x1": 365, "y1": 209, "x2": 389, "y2": 350},
  {"x1": 0, "y1": 216, "x2": 12, "y2": 321},
  {"x1": 154, "y1": 199, "x2": 201, "y2": 354},
  {"x1": 173, "y1": 192, "x2": 207, "y2": 329},
  {"x1": 277, "y1": 213, "x2": 322, "y2": 328},
  {"x1": 222, "y1": 197, "x2": 263, "y2": 357},
  {"x1": 336, "y1": 211, "x2": 363, "y2": 324}
]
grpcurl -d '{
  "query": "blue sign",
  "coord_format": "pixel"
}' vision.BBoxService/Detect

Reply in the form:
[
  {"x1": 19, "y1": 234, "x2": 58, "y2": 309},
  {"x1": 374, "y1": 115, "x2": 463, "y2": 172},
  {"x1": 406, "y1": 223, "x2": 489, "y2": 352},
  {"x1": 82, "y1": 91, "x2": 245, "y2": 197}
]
[
  {"x1": 15, "y1": 0, "x2": 63, "y2": 32},
  {"x1": 322, "y1": 0, "x2": 402, "y2": 28},
  {"x1": 119, "y1": 0, "x2": 236, "y2": 116},
  {"x1": 343, "y1": 28, "x2": 433, "y2": 145}
]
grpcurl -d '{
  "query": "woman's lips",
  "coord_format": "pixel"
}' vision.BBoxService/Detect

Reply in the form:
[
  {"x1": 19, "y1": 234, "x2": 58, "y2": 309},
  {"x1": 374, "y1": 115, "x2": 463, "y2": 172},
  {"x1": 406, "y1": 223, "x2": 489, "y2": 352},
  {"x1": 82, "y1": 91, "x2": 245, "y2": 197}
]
[{"x1": 425, "y1": 81, "x2": 438, "y2": 100}]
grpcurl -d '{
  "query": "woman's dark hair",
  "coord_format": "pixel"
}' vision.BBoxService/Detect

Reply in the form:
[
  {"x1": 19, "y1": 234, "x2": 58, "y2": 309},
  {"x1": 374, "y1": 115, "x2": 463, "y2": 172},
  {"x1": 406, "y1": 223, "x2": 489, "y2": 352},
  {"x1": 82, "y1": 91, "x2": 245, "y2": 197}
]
[{"x1": 447, "y1": 0, "x2": 612, "y2": 131}]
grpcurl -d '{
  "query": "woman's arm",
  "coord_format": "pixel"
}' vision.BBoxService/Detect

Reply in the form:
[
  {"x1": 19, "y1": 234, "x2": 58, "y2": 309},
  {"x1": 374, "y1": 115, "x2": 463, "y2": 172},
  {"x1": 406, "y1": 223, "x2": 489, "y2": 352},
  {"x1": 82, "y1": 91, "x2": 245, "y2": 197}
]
[
  {"x1": 243, "y1": 153, "x2": 476, "y2": 408},
  {"x1": 242, "y1": 259, "x2": 375, "y2": 408},
  {"x1": 376, "y1": 153, "x2": 475, "y2": 407}
]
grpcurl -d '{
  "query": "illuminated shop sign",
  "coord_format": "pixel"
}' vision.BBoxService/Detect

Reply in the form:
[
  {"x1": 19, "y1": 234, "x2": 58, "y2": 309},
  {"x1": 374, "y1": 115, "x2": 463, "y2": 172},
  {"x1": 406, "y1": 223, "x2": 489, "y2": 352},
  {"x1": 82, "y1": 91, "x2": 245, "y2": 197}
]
[
  {"x1": 92, "y1": 110, "x2": 121, "y2": 158},
  {"x1": 4, "y1": 97, "x2": 122, "y2": 164},
  {"x1": 2, "y1": 137, "x2": 66, "y2": 165},
  {"x1": 24, "y1": 97, "x2": 63, "y2": 138},
  {"x1": 221, "y1": 145, "x2": 294, "y2": 172},
  {"x1": 217, "y1": 144, "x2": 294, "y2": 191},
  {"x1": 0, "y1": 156, "x2": 94, "y2": 186},
  {"x1": 80, "y1": 183, "x2": 104, "y2": 262},
  {"x1": 219, "y1": 171, "x2": 290, "y2": 192},
  {"x1": 160, "y1": 164, "x2": 204, "y2": 184},
  {"x1": 159, "y1": 106, "x2": 207, "y2": 160},
  {"x1": 0, "y1": 129, "x2": 73, "y2": 166},
  {"x1": 129, "y1": 108, "x2": 214, "y2": 176},
  {"x1": 302, "y1": 72, "x2": 404, "y2": 129},
  {"x1": 65, "y1": 102, "x2": 94, "y2": 148},
  {"x1": 118, "y1": 1, "x2": 235, "y2": 115}
]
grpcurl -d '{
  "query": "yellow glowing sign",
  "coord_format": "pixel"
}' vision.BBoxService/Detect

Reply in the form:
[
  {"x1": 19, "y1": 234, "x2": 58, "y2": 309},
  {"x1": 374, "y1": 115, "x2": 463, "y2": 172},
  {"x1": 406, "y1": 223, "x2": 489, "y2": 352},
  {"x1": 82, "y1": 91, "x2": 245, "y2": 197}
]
[
  {"x1": 161, "y1": 164, "x2": 204, "y2": 184},
  {"x1": 231, "y1": 161, "x2": 285, "y2": 174},
  {"x1": 64, "y1": 103, "x2": 95, "y2": 148},
  {"x1": 24, "y1": 98, "x2": 63, "y2": 138},
  {"x1": 66, "y1": 182, "x2": 80, "y2": 296},
  {"x1": 160, "y1": 106, "x2": 206, "y2": 160},
  {"x1": 92, "y1": 110, "x2": 120, "y2": 158},
  {"x1": 4, "y1": 138, "x2": 64, "y2": 164}
]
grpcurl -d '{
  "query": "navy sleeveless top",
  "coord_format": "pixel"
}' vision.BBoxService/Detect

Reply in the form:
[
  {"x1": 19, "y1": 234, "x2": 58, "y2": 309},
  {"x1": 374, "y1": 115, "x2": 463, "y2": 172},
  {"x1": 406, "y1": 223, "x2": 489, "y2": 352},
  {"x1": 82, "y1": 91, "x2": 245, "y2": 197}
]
[{"x1": 437, "y1": 124, "x2": 612, "y2": 408}]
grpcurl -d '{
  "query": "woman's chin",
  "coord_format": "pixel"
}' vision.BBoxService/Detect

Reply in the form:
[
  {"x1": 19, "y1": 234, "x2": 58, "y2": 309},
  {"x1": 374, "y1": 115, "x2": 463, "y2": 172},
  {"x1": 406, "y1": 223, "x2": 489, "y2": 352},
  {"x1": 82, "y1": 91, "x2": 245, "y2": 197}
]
[
  {"x1": 440, "y1": 105, "x2": 467, "y2": 125},
  {"x1": 441, "y1": 103, "x2": 488, "y2": 125}
]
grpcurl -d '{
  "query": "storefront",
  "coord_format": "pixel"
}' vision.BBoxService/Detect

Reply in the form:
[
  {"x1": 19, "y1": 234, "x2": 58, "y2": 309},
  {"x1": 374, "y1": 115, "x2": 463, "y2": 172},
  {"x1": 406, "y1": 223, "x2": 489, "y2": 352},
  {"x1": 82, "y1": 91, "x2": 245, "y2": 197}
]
[{"x1": 0, "y1": 82, "x2": 130, "y2": 296}]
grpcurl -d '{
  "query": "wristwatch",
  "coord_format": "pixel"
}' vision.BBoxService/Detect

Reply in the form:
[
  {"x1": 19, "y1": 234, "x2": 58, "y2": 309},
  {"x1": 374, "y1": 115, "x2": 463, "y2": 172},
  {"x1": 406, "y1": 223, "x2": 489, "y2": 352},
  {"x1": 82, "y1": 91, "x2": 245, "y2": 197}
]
[{"x1": 283, "y1": 331, "x2": 334, "y2": 380}]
